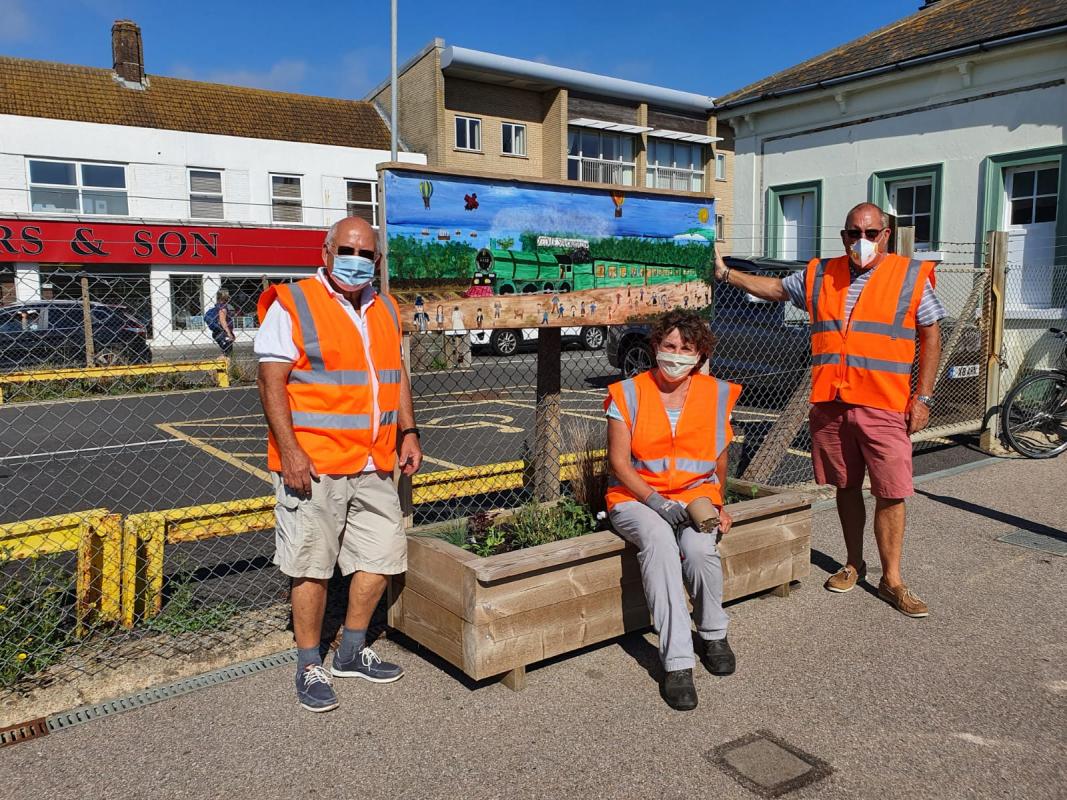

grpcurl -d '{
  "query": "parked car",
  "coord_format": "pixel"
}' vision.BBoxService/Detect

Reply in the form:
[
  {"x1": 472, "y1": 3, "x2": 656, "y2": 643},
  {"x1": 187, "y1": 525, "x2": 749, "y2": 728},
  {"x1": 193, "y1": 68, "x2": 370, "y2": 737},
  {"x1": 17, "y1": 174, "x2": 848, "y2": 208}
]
[
  {"x1": 607, "y1": 256, "x2": 983, "y2": 412},
  {"x1": 470, "y1": 325, "x2": 607, "y2": 356},
  {"x1": 0, "y1": 300, "x2": 151, "y2": 371}
]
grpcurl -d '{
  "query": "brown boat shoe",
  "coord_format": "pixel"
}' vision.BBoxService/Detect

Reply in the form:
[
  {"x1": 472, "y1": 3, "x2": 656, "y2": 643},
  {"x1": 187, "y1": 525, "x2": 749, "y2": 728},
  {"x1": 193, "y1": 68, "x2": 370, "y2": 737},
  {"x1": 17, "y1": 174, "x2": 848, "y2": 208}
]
[
  {"x1": 824, "y1": 562, "x2": 866, "y2": 593},
  {"x1": 878, "y1": 579, "x2": 929, "y2": 618}
]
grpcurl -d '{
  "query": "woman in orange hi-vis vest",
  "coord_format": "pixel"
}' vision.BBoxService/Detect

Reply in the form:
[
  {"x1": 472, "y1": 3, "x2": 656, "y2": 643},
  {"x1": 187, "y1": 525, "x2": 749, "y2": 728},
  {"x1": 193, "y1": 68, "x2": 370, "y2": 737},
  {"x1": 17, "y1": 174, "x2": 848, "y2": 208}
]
[
  {"x1": 255, "y1": 217, "x2": 422, "y2": 714},
  {"x1": 605, "y1": 310, "x2": 742, "y2": 711}
]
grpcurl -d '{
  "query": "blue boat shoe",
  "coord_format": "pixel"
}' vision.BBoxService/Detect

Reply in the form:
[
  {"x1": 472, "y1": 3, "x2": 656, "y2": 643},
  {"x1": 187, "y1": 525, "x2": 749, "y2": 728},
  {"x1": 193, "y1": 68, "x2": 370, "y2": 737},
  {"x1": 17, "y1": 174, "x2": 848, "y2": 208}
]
[
  {"x1": 296, "y1": 664, "x2": 339, "y2": 712},
  {"x1": 332, "y1": 645, "x2": 405, "y2": 683}
]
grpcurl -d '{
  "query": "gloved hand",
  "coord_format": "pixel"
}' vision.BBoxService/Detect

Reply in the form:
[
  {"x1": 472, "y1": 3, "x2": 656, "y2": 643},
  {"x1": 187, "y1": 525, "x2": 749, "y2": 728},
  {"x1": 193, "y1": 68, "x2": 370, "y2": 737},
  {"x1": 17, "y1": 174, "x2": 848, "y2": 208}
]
[{"x1": 644, "y1": 491, "x2": 689, "y2": 528}]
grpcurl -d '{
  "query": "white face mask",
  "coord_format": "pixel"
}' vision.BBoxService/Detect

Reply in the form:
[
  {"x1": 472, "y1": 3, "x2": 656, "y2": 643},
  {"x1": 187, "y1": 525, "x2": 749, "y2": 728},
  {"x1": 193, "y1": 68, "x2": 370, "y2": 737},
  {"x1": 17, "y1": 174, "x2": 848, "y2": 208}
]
[
  {"x1": 849, "y1": 237, "x2": 878, "y2": 268},
  {"x1": 656, "y1": 351, "x2": 700, "y2": 380}
]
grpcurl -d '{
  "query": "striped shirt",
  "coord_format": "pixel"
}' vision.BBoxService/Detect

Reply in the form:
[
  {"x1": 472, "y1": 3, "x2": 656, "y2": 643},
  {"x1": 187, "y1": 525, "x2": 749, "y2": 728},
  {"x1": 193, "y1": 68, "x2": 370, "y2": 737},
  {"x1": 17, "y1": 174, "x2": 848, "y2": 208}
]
[{"x1": 781, "y1": 259, "x2": 946, "y2": 327}]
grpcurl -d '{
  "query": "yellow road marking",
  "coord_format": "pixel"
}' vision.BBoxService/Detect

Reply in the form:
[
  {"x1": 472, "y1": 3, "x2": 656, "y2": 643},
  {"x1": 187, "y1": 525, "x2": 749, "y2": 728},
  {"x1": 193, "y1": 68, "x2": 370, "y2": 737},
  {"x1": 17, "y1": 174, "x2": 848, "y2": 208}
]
[
  {"x1": 494, "y1": 398, "x2": 604, "y2": 422},
  {"x1": 156, "y1": 422, "x2": 273, "y2": 484}
]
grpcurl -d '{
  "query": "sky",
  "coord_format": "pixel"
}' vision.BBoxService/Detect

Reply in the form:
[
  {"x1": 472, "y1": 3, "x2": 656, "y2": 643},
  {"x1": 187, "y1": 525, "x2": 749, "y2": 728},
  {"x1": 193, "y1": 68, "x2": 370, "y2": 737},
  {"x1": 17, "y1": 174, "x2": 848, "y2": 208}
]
[{"x1": 0, "y1": 0, "x2": 929, "y2": 100}]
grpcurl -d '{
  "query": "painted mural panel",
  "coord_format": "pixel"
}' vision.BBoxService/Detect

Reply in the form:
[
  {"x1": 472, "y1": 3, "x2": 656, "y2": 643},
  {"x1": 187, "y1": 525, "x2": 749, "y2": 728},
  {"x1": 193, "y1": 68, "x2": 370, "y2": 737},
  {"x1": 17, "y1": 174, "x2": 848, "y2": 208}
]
[{"x1": 381, "y1": 168, "x2": 715, "y2": 332}]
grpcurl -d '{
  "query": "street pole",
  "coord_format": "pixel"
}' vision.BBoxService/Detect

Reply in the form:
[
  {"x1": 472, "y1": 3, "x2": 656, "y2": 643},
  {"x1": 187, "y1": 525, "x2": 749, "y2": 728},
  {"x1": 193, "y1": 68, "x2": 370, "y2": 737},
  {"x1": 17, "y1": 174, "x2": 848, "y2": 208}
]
[{"x1": 390, "y1": 0, "x2": 398, "y2": 162}]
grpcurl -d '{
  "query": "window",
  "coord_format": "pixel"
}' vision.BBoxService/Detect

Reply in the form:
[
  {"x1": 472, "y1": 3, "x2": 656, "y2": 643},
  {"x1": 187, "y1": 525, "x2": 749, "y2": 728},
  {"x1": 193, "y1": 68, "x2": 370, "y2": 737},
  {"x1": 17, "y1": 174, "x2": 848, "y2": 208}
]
[
  {"x1": 567, "y1": 128, "x2": 636, "y2": 186},
  {"x1": 221, "y1": 277, "x2": 269, "y2": 330},
  {"x1": 646, "y1": 140, "x2": 704, "y2": 192},
  {"x1": 715, "y1": 152, "x2": 726, "y2": 181},
  {"x1": 189, "y1": 169, "x2": 224, "y2": 219},
  {"x1": 270, "y1": 174, "x2": 302, "y2": 223},
  {"x1": 1008, "y1": 165, "x2": 1059, "y2": 226},
  {"x1": 455, "y1": 116, "x2": 482, "y2": 151},
  {"x1": 501, "y1": 122, "x2": 527, "y2": 156},
  {"x1": 766, "y1": 181, "x2": 822, "y2": 260},
  {"x1": 170, "y1": 276, "x2": 204, "y2": 330},
  {"x1": 346, "y1": 180, "x2": 377, "y2": 226},
  {"x1": 889, "y1": 180, "x2": 933, "y2": 250},
  {"x1": 716, "y1": 214, "x2": 725, "y2": 244},
  {"x1": 29, "y1": 159, "x2": 128, "y2": 215}
]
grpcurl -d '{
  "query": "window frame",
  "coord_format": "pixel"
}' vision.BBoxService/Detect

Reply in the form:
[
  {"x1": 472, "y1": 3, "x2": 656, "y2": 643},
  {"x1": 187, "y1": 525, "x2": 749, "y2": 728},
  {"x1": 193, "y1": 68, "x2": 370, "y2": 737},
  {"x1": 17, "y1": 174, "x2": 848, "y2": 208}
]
[
  {"x1": 269, "y1": 173, "x2": 304, "y2": 224},
  {"x1": 715, "y1": 214, "x2": 725, "y2": 245},
  {"x1": 645, "y1": 140, "x2": 705, "y2": 192},
  {"x1": 869, "y1": 164, "x2": 943, "y2": 251},
  {"x1": 567, "y1": 127, "x2": 637, "y2": 186},
  {"x1": 27, "y1": 157, "x2": 129, "y2": 216},
  {"x1": 715, "y1": 152, "x2": 726, "y2": 181},
  {"x1": 455, "y1": 116, "x2": 483, "y2": 152},
  {"x1": 765, "y1": 180, "x2": 822, "y2": 260},
  {"x1": 345, "y1": 178, "x2": 378, "y2": 227},
  {"x1": 188, "y1": 168, "x2": 225, "y2": 220},
  {"x1": 501, "y1": 122, "x2": 527, "y2": 157}
]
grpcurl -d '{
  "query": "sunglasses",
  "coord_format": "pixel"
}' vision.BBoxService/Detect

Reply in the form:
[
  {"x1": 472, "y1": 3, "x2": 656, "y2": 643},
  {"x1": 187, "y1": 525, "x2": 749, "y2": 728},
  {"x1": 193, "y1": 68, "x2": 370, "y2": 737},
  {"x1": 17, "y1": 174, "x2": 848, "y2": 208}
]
[
  {"x1": 841, "y1": 228, "x2": 885, "y2": 241},
  {"x1": 334, "y1": 246, "x2": 377, "y2": 259}
]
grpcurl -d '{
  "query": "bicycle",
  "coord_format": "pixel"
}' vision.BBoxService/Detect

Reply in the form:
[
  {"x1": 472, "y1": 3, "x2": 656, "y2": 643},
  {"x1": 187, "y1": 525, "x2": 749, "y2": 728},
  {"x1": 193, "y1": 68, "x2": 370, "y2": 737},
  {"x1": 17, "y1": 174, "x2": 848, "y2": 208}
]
[{"x1": 1001, "y1": 327, "x2": 1067, "y2": 458}]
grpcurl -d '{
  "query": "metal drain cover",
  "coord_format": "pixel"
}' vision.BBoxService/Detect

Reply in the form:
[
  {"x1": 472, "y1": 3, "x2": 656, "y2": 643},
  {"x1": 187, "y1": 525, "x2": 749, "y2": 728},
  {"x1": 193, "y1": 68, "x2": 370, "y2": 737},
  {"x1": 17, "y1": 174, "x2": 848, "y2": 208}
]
[
  {"x1": 996, "y1": 528, "x2": 1067, "y2": 557},
  {"x1": 706, "y1": 730, "x2": 832, "y2": 798}
]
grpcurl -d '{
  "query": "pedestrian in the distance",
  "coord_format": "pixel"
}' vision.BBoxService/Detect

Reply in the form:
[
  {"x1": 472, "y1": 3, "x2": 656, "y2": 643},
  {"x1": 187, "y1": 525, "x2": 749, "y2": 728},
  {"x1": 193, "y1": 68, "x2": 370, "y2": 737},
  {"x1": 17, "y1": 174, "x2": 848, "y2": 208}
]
[
  {"x1": 205, "y1": 290, "x2": 235, "y2": 356},
  {"x1": 605, "y1": 310, "x2": 742, "y2": 711},
  {"x1": 714, "y1": 202, "x2": 943, "y2": 617},
  {"x1": 255, "y1": 216, "x2": 422, "y2": 713}
]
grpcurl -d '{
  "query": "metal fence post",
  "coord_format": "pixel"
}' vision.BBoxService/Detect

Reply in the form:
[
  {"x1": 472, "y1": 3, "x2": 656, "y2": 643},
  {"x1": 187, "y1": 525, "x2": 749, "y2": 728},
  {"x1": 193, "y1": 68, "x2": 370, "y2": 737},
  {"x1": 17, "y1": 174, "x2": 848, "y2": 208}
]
[{"x1": 979, "y1": 230, "x2": 1009, "y2": 454}]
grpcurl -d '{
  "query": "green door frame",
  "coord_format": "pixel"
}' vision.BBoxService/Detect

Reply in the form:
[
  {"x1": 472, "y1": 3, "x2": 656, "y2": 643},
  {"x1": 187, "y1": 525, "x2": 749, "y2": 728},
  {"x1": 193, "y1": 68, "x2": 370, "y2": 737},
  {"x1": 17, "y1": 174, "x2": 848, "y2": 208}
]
[
  {"x1": 869, "y1": 164, "x2": 944, "y2": 249},
  {"x1": 765, "y1": 180, "x2": 822, "y2": 259}
]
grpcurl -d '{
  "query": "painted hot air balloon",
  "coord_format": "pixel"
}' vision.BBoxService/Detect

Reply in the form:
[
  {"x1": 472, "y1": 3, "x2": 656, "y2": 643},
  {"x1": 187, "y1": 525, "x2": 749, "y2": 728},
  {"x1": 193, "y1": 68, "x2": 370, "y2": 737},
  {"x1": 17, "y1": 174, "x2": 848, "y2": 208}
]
[
  {"x1": 698, "y1": 207, "x2": 710, "y2": 224},
  {"x1": 611, "y1": 192, "x2": 625, "y2": 218},
  {"x1": 418, "y1": 180, "x2": 434, "y2": 210}
]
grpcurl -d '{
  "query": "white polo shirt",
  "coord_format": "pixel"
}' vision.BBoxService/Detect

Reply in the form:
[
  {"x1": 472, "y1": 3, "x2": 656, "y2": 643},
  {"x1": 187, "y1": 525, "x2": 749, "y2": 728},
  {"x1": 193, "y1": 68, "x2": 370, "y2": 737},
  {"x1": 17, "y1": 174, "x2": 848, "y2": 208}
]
[{"x1": 254, "y1": 269, "x2": 383, "y2": 472}]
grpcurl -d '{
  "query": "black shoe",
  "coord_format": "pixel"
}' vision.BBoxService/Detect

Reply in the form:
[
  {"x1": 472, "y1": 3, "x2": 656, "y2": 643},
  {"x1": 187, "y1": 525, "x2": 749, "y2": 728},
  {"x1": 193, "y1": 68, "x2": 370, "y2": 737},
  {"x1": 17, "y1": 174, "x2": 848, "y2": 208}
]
[
  {"x1": 701, "y1": 636, "x2": 736, "y2": 676},
  {"x1": 661, "y1": 668, "x2": 698, "y2": 711}
]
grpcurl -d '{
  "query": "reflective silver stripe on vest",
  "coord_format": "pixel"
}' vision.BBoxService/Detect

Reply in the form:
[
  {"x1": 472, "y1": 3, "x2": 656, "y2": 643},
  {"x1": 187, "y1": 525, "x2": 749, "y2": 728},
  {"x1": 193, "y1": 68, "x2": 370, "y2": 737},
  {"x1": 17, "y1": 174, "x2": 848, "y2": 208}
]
[
  {"x1": 288, "y1": 283, "x2": 324, "y2": 371},
  {"x1": 812, "y1": 353, "x2": 841, "y2": 367},
  {"x1": 377, "y1": 369, "x2": 402, "y2": 385},
  {"x1": 810, "y1": 319, "x2": 842, "y2": 333},
  {"x1": 376, "y1": 292, "x2": 401, "y2": 332},
  {"x1": 850, "y1": 320, "x2": 915, "y2": 340},
  {"x1": 379, "y1": 410, "x2": 398, "y2": 426},
  {"x1": 675, "y1": 457, "x2": 716, "y2": 474},
  {"x1": 632, "y1": 457, "x2": 670, "y2": 473},
  {"x1": 893, "y1": 259, "x2": 924, "y2": 333},
  {"x1": 714, "y1": 378, "x2": 731, "y2": 458},
  {"x1": 845, "y1": 355, "x2": 913, "y2": 374},
  {"x1": 679, "y1": 473, "x2": 719, "y2": 490},
  {"x1": 288, "y1": 369, "x2": 369, "y2": 386},
  {"x1": 621, "y1": 378, "x2": 638, "y2": 429},
  {"x1": 809, "y1": 258, "x2": 831, "y2": 321},
  {"x1": 291, "y1": 411, "x2": 371, "y2": 430}
]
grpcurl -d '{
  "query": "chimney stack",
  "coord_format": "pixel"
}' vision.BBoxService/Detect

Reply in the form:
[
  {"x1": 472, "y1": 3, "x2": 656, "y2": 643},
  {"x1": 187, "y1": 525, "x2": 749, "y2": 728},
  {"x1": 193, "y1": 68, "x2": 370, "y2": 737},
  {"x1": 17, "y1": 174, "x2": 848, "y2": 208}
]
[{"x1": 111, "y1": 20, "x2": 144, "y2": 84}]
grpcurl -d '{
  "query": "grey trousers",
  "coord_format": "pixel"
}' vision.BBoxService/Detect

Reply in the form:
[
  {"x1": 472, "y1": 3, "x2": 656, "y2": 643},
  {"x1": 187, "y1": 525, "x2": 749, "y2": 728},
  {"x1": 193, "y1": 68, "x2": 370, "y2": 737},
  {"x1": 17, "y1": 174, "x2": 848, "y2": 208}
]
[{"x1": 609, "y1": 500, "x2": 728, "y2": 671}]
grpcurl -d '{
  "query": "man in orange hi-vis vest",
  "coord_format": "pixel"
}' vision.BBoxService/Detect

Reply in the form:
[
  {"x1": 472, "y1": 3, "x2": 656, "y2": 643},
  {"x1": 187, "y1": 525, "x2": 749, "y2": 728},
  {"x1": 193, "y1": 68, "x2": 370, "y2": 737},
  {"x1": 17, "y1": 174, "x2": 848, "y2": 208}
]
[
  {"x1": 255, "y1": 217, "x2": 422, "y2": 713},
  {"x1": 714, "y1": 203, "x2": 945, "y2": 620}
]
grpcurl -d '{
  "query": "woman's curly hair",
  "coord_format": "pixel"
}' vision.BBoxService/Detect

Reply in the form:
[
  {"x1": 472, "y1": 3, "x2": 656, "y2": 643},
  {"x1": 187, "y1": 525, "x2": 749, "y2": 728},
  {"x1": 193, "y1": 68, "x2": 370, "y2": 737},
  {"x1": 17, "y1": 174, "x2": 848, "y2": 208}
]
[{"x1": 650, "y1": 309, "x2": 717, "y2": 366}]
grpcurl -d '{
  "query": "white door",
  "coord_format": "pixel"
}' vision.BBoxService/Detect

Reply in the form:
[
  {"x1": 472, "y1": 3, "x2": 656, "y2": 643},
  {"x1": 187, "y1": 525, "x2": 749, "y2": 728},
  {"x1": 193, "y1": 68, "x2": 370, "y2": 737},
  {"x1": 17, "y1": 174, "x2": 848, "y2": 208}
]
[
  {"x1": 780, "y1": 192, "x2": 816, "y2": 261},
  {"x1": 1004, "y1": 164, "x2": 1059, "y2": 311}
]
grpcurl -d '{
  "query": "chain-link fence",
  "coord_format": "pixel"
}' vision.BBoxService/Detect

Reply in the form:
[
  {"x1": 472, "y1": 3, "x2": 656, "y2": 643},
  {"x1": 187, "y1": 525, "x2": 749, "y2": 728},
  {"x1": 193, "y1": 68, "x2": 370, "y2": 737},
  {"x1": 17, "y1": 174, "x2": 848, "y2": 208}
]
[{"x1": 0, "y1": 232, "x2": 1013, "y2": 700}]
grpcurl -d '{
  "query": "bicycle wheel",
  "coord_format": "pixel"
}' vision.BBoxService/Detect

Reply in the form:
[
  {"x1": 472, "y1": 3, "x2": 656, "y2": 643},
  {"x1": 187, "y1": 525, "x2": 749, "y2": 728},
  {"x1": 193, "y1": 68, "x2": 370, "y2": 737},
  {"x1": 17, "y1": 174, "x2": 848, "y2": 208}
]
[{"x1": 1002, "y1": 371, "x2": 1067, "y2": 458}]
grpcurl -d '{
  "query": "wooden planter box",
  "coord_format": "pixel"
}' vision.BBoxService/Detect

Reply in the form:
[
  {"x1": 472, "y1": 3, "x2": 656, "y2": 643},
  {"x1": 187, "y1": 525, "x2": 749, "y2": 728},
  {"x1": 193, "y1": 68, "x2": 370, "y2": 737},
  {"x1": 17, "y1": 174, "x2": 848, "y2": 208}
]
[{"x1": 388, "y1": 488, "x2": 812, "y2": 689}]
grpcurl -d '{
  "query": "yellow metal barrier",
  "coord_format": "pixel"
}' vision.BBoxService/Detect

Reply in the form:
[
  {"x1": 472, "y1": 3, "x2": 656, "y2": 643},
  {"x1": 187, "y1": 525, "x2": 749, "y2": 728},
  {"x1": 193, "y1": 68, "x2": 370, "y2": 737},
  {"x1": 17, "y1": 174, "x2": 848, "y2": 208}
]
[
  {"x1": 0, "y1": 358, "x2": 230, "y2": 404},
  {"x1": 121, "y1": 497, "x2": 275, "y2": 627},
  {"x1": 0, "y1": 509, "x2": 123, "y2": 630}
]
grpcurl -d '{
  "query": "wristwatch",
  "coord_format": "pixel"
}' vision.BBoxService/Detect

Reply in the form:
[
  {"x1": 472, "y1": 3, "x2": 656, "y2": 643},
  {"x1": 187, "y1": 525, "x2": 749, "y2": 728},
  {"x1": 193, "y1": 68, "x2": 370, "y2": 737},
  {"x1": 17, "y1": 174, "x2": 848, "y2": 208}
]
[
  {"x1": 915, "y1": 395, "x2": 934, "y2": 408},
  {"x1": 400, "y1": 427, "x2": 421, "y2": 439}
]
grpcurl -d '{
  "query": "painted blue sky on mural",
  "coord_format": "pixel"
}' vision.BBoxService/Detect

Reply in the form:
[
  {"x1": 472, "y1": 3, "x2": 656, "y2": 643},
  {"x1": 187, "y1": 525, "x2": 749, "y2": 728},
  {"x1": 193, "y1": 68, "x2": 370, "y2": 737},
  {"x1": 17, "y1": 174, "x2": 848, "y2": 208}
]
[{"x1": 384, "y1": 171, "x2": 715, "y2": 249}]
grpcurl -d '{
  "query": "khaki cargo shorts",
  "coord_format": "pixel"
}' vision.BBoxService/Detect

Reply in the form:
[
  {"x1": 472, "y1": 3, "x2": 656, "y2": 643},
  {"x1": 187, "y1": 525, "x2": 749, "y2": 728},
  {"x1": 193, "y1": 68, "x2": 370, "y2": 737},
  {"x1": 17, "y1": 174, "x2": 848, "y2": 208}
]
[{"x1": 272, "y1": 471, "x2": 406, "y2": 579}]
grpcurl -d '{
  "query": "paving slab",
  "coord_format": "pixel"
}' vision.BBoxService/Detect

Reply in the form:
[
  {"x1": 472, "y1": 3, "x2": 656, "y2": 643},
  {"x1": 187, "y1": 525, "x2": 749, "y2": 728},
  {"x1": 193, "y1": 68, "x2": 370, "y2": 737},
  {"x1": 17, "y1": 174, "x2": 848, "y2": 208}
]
[{"x1": 1, "y1": 455, "x2": 1064, "y2": 800}]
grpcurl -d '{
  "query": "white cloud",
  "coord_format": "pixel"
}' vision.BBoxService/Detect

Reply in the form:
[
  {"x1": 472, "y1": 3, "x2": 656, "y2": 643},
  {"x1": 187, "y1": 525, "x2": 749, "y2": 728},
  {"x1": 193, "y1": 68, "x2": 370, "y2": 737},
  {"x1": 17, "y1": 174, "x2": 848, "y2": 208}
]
[
  {"x1": 170, "y1": 59, "x2": 309, "y2": 92},
  {"x1": 0, "y1": 0, "x2": 31, "y2": 41},
  {"x1": 490, "y1": 205, "x2": 614, "y2": 239}
]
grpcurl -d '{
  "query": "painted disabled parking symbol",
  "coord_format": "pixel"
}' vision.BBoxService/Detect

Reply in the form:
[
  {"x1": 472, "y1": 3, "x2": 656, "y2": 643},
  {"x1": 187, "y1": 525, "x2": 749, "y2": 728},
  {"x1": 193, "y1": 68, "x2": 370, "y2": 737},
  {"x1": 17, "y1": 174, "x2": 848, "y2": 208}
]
[{"x1": 422, "y1": 413, "x2": 523, "y2": 434}]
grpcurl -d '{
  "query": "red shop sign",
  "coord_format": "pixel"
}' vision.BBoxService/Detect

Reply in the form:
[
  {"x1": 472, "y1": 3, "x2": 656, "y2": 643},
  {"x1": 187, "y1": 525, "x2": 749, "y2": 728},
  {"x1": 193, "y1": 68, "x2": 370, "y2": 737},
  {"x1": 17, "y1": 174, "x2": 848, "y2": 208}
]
[{"x1": 0, "y1": 218, "x2": 326, "y2": 266}]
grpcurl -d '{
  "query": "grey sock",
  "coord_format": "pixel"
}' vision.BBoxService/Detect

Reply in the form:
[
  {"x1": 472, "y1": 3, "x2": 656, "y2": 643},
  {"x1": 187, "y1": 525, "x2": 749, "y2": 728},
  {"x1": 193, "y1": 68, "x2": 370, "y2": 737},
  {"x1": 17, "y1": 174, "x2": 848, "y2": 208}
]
[
  {"x1": 337, "y1": 627, "x2": 367, "y2": 661},
  {"x1": 297, "y1": 646, "x2": 321, "y2": 675}
]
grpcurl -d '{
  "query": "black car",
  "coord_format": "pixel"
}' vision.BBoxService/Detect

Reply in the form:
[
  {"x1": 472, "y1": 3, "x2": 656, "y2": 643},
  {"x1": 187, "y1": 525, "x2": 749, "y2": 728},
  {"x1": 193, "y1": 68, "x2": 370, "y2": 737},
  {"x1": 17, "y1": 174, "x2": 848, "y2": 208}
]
[{"x1": 0, "y1": 300, "x2": 151, "y2": 370}]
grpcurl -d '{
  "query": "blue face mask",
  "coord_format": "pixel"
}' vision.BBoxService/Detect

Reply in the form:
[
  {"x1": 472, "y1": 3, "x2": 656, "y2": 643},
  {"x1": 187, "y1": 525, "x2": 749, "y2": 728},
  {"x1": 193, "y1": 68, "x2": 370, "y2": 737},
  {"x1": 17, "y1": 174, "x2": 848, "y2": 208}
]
[{"x1": 331, "y1": 254, "x2": 375, "y2": 288}]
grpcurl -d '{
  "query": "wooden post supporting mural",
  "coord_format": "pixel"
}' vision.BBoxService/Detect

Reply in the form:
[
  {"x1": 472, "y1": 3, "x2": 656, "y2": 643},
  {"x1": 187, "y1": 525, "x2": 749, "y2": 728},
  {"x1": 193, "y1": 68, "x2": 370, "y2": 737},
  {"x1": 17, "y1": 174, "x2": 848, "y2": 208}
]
[
  {"x1": 980, "y1": 231, "x2": 1009, "y2": 454},
  {"x1": 740, "y1": 372, "x2": 812, "y2": 485},
  {"x1": 533, "y1": 329, "x2": 562, "y2": 502},
  {"x1": 80, "y1": 274, "x2": 95, "y2": 367},
  {"x1": 896, "y1": 226, "x2": 915, "y2": 258},
  {"x1": 397, "y1": 334, "x2": 415, "y2": 528}
]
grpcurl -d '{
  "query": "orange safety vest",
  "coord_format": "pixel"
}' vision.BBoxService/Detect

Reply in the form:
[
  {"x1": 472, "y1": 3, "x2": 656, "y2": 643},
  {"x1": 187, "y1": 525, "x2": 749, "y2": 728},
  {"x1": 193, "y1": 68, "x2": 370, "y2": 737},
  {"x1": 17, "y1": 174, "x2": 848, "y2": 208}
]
[
  {"x1": 257, "y1": 277, "x2": 403, "y2": 475},
  {"x1": 604, "y1": 371, "x2": 741, "y2": 511},
  {"x1": 806, "y1": 254, "x2": 935, "y2": 413}
]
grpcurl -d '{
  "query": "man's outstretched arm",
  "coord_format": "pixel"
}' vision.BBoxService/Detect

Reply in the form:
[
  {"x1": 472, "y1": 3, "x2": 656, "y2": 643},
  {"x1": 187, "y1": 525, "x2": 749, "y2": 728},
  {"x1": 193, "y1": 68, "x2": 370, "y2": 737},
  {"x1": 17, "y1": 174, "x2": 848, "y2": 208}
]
[{"x1": 713, "y1": 250, "x2": 790, "y2": 303}]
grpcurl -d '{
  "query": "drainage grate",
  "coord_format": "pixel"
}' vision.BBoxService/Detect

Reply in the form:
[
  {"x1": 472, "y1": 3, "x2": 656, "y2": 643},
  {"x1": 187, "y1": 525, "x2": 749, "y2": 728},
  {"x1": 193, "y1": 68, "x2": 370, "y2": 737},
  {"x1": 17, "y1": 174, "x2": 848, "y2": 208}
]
[
  {"x1": 996, "y1": 528, "x2": 1067, "y2": 557},
  {"x1": 706, "y1": 730, "x2": 832, "y2": 798},
  {"x1": 46, "y1": 649, "x2": 297, "y2": 733},
  {"x1": 0, "y1": 717, "x2": 49, "y2": 748}
]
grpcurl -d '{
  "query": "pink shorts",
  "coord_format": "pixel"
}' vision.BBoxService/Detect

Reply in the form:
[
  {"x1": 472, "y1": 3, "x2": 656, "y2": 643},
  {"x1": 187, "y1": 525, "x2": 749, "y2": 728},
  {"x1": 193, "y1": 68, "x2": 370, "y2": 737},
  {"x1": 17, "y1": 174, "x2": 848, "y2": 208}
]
[{"x1": 808, "y1": 401, "x2": 913, "y2": 499}]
